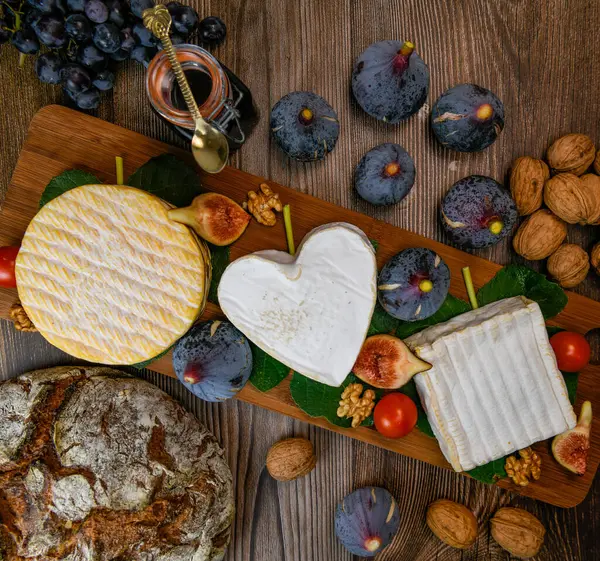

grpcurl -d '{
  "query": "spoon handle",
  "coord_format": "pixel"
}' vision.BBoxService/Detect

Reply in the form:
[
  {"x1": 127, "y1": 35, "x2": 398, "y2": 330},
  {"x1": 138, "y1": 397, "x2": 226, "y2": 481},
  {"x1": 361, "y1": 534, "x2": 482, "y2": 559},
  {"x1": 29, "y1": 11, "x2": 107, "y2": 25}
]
[{"x1": 142, "y1": 5, "x2": 202, "y2": 121}]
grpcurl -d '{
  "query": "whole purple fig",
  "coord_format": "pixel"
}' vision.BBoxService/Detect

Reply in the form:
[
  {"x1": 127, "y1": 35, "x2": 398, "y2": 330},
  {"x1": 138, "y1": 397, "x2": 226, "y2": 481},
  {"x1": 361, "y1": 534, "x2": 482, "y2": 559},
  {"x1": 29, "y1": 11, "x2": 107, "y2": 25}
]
[{"x1": 335, "y1": 487, "x2": 400, "y2": 556}]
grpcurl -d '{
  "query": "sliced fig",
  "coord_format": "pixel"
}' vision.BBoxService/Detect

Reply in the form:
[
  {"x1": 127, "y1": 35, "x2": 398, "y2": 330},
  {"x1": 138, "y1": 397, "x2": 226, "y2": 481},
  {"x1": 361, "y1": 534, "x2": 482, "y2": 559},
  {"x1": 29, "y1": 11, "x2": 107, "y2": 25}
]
[
  {"x1": 168, "y1": 192, "x2": 250, "y2": 246},
  {"x1": 552, "y1": 400, "x2": 592, "y2": 475},
  {"x1": 353, "y1": 334, "x2": 431, "y2": 389}
]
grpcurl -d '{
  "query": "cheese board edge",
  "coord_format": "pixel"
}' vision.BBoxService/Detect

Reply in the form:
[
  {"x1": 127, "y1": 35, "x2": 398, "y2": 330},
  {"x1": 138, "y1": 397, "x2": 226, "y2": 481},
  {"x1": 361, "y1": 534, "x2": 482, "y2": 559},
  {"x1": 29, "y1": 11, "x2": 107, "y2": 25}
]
[{"x1": 0, "y1": 104, "x2": 597, "y2": 508}]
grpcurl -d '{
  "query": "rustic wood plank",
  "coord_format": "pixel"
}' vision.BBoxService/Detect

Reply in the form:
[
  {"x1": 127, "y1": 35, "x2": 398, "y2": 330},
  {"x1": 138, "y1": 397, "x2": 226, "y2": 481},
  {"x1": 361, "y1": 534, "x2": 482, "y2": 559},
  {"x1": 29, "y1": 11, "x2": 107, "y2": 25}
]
[{"x1": 1, "y1": 0, "x2": 600, "y2": 558}]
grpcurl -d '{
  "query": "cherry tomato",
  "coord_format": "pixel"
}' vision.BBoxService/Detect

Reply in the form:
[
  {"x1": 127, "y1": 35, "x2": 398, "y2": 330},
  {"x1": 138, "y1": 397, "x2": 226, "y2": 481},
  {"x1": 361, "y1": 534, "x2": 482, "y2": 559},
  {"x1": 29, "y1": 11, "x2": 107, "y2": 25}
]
[
  {"x1": 550, "y1": 331, "x2": 591, "y2": 373},
  {"x1": 374, "y1": 393, "x2": 417, "y2": 438},
  {"x1": 0, "y1": 246, "x2": 19, "y2": 288}
]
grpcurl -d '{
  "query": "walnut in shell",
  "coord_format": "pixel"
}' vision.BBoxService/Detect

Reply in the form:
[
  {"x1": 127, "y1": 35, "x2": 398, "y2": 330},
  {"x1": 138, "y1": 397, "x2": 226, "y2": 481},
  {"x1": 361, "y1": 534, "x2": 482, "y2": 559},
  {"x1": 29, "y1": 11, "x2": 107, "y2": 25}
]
[
  {"x1": 426, "y1": 499, "x2": 477, "y2": 549},
  {"x1": 591, "y1": 242, "x2": 600, "y2": 275},
  {"x1": 266, "y1": 437, "x2": 317, "y2": 481},
  {"x1": 546, "y1": 133, "x2": 595, "y2": 175},
  {"x1": 580, "y1": 173, "x2": 600, "y2": 225},
  {"x1": 512, "y1": 210, "x2": 567, "y2": 260},
  {"x1": 510, "y1": 157, "x2": 549, "y2": 216},
  {"x1": 490, "y1": 507, "x2": 545, "y2": 559},
  {"x1": 543, "y1": 173, "x2": 588, "y2": 224},
  {"x1": 547, "y1": 244, "x2": 590, "y2": 288},
  {"x1": 594, "y1": 150, "x2": 600, "y2": 174}
]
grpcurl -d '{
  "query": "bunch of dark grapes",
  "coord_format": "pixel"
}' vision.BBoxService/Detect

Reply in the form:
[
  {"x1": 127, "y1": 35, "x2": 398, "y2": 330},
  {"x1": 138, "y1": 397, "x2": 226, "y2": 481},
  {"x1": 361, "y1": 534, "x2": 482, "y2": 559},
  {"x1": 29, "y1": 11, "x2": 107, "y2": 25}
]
[{"x1": 0, "y1": 0, "x2": 226, "y2": 110}]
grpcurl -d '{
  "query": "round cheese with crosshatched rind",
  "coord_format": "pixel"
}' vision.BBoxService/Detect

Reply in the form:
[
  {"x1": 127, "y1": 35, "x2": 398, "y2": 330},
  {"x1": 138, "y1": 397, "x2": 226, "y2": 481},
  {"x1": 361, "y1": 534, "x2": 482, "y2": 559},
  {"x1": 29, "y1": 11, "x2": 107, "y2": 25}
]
[{"x1": 16, "y1": 184, "x2": 208, "y2": 365}]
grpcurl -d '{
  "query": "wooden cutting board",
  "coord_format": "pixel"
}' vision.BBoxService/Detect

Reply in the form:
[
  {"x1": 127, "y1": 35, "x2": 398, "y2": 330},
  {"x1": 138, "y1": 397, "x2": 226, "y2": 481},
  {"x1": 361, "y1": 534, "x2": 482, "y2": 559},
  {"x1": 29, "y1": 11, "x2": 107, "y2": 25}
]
[{"x1": 1, "y1": 105, "x2": 598, "y2": 508}]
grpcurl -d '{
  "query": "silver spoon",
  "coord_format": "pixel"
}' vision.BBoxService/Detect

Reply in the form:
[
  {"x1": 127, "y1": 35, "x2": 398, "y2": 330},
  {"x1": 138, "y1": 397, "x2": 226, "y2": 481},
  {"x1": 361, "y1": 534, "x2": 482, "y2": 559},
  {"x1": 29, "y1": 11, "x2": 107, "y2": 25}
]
[{"x1": 143, "y1": 5, "x2": 229, "y2": 174}]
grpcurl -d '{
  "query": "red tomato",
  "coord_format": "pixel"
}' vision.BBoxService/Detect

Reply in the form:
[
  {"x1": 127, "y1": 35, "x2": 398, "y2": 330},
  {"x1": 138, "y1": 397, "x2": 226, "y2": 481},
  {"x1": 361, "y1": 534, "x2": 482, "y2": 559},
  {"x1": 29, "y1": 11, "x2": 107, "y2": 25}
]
[
  {"x1": 374, "y1": 393, "x2": 418, "y2": 438},
  {"x1": 550, "y1": 331, "x2": 591, "y2": 373},
  {"x1": 0, "y1": 246, "x2": 19, "y2": 288}
]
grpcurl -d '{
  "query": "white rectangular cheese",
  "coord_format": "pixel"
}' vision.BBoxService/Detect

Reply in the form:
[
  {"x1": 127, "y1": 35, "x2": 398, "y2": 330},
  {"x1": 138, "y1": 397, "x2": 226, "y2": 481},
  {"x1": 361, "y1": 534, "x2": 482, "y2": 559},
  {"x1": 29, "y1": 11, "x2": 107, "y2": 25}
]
[{"x1": 406, "y1": 296, "x2": 576, "y2": 472}]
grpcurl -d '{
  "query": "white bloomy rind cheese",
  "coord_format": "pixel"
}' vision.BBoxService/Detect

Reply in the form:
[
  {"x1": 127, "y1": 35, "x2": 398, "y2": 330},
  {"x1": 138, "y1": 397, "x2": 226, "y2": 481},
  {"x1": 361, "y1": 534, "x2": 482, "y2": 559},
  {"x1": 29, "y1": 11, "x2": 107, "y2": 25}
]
[
  {"x1": 16, "y1": 185, "x2": 207, "y2": 365},
  {"x1": 218, "y1": 223, "x2": 377, "y2": 387},
  {"x1": 405, "y1": 296, "x2": 576, "y2": 472}
]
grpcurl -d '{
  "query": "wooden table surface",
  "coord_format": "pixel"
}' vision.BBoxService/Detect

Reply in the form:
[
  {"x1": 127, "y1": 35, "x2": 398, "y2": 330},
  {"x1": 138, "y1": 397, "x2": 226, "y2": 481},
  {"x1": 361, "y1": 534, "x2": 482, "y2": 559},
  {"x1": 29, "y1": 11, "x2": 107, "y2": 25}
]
[{"x1": 1, "y1": 0, "x2": 599, "y2": 559}]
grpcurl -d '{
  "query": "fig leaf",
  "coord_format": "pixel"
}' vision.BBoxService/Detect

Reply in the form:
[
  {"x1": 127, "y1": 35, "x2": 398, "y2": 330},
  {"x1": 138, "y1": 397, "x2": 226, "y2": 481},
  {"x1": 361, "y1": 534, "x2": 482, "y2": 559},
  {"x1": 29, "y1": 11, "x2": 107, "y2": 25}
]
[
  {"x1": 207, "y1": 243, "x2": 229, "y2": 304},
  {"x1": 395, "y1": 294, "x2": 471, "y2": 339},
  {"x1": 128, "y1": 154, "x2": 203, "y2": 208},
  {"x1": 477, "y1": 264, "x2": 567, "y2": 319},
  {"x1": 39, "y1": 169, "x2": 100, "y2": 208},
  {"x1": 290, "y1": 372, "x2": 380, "y2": 428},
  {"x1": 368, "y1": 303, "x2": 400, "y2": 336},
  {"x1": 249, "y1": 344, "x2": 290, "y2": 392},
  {"x1": 466, "y1": 457, "x2": 507, "y2": 484}
]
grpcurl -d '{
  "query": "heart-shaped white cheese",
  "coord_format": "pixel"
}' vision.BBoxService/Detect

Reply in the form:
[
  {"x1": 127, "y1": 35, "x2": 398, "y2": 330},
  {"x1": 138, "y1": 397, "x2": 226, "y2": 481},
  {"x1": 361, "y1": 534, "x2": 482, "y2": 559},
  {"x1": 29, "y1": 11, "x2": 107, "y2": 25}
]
[{"x1": 218, "y1": 223, "x2": 377, "y2": 387}]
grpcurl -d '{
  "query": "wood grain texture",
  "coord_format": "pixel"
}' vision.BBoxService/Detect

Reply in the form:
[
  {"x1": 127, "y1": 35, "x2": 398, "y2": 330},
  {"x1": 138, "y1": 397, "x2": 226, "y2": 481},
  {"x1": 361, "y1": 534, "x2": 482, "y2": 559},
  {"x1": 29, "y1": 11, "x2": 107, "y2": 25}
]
[
  {"x1": 0, "y1": 0, "x2": 599, "y2": 559},
  {"x1": 1, "y1": 103, "x2": 599, "y2": 508}
]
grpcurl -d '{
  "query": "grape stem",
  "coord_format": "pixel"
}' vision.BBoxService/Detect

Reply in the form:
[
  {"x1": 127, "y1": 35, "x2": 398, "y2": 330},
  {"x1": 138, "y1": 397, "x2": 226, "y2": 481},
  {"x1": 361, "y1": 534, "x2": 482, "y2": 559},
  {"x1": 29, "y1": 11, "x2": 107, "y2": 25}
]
[
  {"x1": 462, "y1": 266, "x2": 479, "y2": 310},
  {"x1": 115, "y1": 157, "x2": 124, "y2": 185}
]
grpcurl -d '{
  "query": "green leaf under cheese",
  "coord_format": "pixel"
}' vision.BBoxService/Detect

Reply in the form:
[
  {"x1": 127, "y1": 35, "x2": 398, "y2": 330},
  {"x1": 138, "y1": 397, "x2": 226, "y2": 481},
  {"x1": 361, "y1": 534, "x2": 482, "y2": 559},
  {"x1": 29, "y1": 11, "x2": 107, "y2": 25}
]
[
  {"x1": 127, "y1": 154, "x2": 203, "y2": 207},
  {"x1": 395, "y1": 294, "x2": 471, "y2": 340},
  {"x1": 207, "y1": 244, "x2": 230, "y2": 304},
  {"x1": 477, "y1": 264, "x2": 567, "y2": 320},
  {"x1": 39, "y1": 169, "x2": 100, "y2": 208},
  {"x1": 367, "y1": 303, "x2": 400, "y2": 336},
  {"x1": 249, "y1": 344, "x2": 290, "y2": 392},
  {"x1": 290, "y1": 372, "x2": 379, "y2": 428},
  {"x1": 467, "y1": 457, "x2": 508, "y2": 484}
]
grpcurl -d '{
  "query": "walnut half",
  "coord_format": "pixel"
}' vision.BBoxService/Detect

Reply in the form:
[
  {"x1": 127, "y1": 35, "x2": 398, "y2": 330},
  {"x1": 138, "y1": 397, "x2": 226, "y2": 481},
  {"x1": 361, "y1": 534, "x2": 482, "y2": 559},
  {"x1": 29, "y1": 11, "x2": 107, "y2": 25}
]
[
  {"x1": 243, "y1": 183, "x2": 283, "y2": 226},
  {"x1": 337, "y1": 383, "x2": 375, "y2": 428}
]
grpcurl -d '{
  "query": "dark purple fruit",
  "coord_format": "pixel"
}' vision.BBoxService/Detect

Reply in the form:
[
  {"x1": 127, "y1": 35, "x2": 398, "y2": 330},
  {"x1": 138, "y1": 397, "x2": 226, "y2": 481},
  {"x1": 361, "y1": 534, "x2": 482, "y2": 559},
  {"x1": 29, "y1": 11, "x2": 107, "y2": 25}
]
[
  {"x1": 441, "y1": 175, "x2": 517, "y2": 248},
  {"x1": 167, "y1": 4, "x2": 197, "y2": 35},
  {"x1": 93, "y1": 22, "x2": 121, "y2": 53},
  {"x1": 77, "y1": 43, "x2": 108, "y2": 71},
  {"x1": 11, "y1": 28, "x2": 40, "y2": 54},
  {"x1": 76, "y1": 86, "x2": 100, "y2": 109},
  {"x1": 65, "y1": 14, "x2": 92, "y2": 42},
  {"x1": 60, "y1": 62, "x2": 91, "y2": 94},
  {"x1": 173, "y1": 320, "x2": 253, "y2": 402},
  {"x1": 34, "y1": 14, "x2": 67, "y2": 48},
  {"x1": 270, "y1": 91, "x2": 340, "y2": 162},
  {"x1": 106, "y1": 0, "x2": 126, "y2": 27},
  {"x1": 130, "y1": 0, "x2": 153, "y2": 18},
  {"x1": 66, "y1": 0, "x2": 85, "y2": 12},
  {"x1": 132, "y1": 21, "x2": 157, "y2": 47},
  {"x1": 335, "y1": 487, "x2": 400, "y2": 557},
  {"x1": 198, "y1": 15, "x2": 225, "y2": 45},
  {"x1": 378, "y1": 248, "x2": 450, "y2": 322},
  {"x1": 26, "y1": 0, "x2": 61, "y2": 13},
  {"x1": 35, "y1": 52, "x2": 63, "y2": 84},
  {"x1": 352, "y1": 40, "x2": 429, "y2": 124},
  {"x1": 130, "y1": 44, "x2": 155, "y2": 67},
  {"x1": 92, "y1": 68, "x2": 114, "y2": 90},
  {"x1": 354, "y1": 143, "x2": 415, "y2": 206},
  {"x1": 84, "y1": 0, "x2": 108, "y2": 23},
  {"x1": 431, "y1": 84, "x2": 504, "y2": 152}
]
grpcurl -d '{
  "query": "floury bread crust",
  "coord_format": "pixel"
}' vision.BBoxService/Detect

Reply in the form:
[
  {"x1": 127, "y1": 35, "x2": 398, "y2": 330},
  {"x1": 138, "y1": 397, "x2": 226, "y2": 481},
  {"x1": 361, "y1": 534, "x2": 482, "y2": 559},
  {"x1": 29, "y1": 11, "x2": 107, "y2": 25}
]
[
  {"x1": 15, "y1": 185, "x2": 209, "y2": 365},
  {"x1": 0, "y1": 366, "x2": 234, "y2": 561}
]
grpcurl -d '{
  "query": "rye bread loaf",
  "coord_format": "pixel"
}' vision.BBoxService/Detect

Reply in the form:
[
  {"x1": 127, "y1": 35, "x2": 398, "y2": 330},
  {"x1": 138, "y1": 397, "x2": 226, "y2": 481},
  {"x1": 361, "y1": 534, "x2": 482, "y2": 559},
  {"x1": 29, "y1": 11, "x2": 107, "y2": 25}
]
[{"x1": 0, "y1": 366, "x2": 234, "y2": 561}]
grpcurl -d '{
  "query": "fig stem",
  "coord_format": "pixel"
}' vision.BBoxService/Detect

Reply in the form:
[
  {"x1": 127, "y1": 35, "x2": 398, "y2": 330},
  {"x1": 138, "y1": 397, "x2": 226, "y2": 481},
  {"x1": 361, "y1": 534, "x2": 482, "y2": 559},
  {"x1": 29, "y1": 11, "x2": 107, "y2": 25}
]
[
  {"x1": 476, "y1": 103, "x2": 494, "y2": 121},
  {"x1": 399, "y1": 41, "x2": 414, "y2": 56},
  {"x1": 167, "y1": 207, "x2": 196, "y2": 228},
  {"x1": 419, "y1": 279, "x2": 433, "y2": 293},
  {"x1": 462, "y1": 266, "x2": 479, "y2": 310},
  {"x1": 384, "y1": 162, "x2": 401, "y2": 177},
  {"x1": 283, "y1": 204, "x2": 295, "y2": 256},
  {"x1": 364, "y1": 536, "x2": 382, "y2": 552},
  {"x1": 115, "y1": 156, "x2": 124, "y2": 185},
  {"x1": 488, "y1": 219, "x2": 504, "y2": 235},
  {"x1": 299, "y1": 107, "x2": 314, "y2": 125}
]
